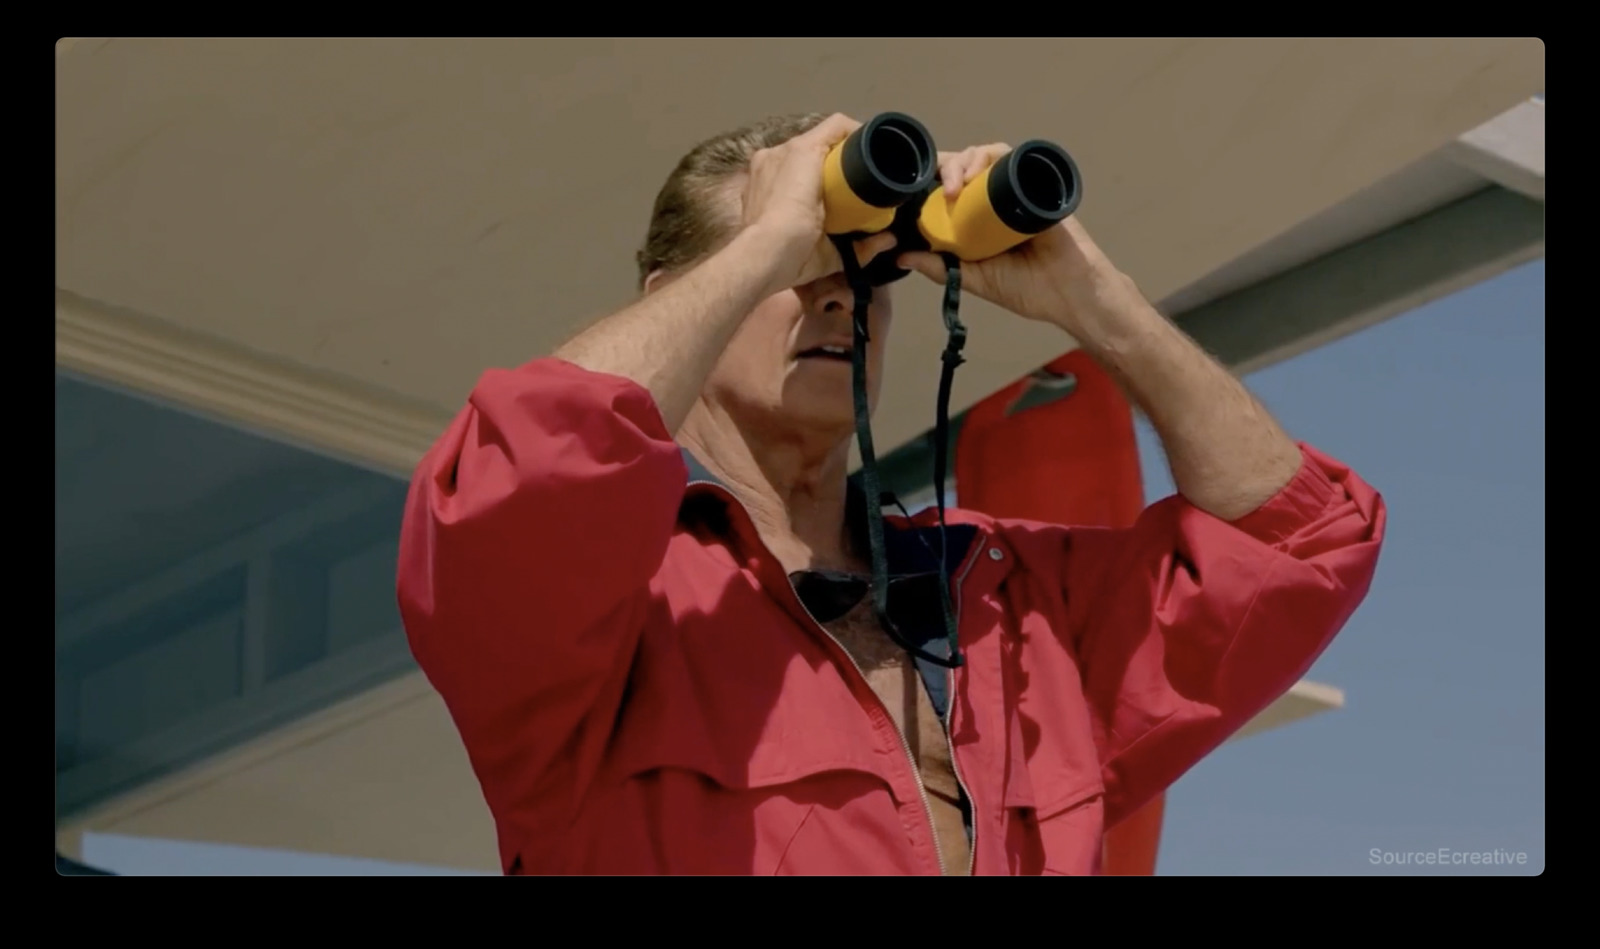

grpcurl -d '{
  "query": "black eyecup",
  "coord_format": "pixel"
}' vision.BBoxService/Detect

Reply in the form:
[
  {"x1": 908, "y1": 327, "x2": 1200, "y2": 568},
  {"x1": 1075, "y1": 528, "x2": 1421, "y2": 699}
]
[
  {"x1": 986, "y1": 140, "x2": 1082, "y2": 236},
  {"x1": 840, "y1": 112, "x2": 938, "y2": 210}
]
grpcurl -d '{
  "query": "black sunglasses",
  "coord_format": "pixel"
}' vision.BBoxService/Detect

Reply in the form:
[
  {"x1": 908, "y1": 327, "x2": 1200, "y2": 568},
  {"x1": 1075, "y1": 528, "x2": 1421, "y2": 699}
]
[{"x1": 790, "y1": 568, "x2": 955, "y2": 667}]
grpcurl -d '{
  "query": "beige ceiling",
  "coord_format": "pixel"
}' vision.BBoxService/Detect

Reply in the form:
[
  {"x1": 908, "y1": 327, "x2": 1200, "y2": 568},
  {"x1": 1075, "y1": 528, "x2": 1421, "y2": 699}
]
[{"x1": 55, "y1": 37, "x2": 1543, "y2": 459}]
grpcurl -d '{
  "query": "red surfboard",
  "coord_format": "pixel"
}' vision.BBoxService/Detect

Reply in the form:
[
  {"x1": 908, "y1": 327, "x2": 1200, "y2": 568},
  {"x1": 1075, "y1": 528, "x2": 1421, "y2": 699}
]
[{"x1": 952, "y1": 348, "x2": 1164, "y2": 875}]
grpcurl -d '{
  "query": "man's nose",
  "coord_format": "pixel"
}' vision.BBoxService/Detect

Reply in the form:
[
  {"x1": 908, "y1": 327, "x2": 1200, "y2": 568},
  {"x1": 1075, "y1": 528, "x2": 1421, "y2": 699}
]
[{"x1": 800, "y1": 274, "x2": 855, "y2": 315}]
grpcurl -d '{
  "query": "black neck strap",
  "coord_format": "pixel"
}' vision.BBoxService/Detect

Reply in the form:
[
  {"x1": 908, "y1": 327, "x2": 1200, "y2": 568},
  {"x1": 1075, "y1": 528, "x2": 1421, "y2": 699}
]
[{"x1": 833, "y1": 238, "x2": 967, "y2": 669}]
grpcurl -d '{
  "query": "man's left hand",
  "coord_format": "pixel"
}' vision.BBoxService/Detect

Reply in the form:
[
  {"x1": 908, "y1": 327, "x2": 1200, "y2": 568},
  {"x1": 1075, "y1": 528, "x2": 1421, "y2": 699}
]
[{"x1": 897, "y1": 144, "x2": 1136, "y2": 336}]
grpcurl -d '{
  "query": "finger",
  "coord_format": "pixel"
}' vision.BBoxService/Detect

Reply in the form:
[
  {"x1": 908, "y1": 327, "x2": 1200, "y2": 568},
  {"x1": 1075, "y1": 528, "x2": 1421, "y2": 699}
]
[
  {"x1": 942, "y1": 145, "x2": 1007, "y2": 198},
  {"x1": 854, "y1": 230, "x2": 898, "y2": 264},
  {"x1": 966, "y1": 143, "x2": 1009, "y2": 184},
  {"x1": 933, "y1": 152, "x2": 958, "y2": 199},
  {"x1": 964, "y1": 143, "x2": 1006, "y2": 177},
  {"x1": 806, "y1": 112, "x2": 861, "y2": 148},
  {"x1": 946, "y1": 147, "x2": 983, "y2": 199},
  {"x1": 964, "y1": 149, "x2": 988, "y2": 185},
  {"x1": 896, "y1": 251, "x2": 947, "y2": 282},
  {"x1": 944, "y1": 161, "x2": 964, "y2": 199}
]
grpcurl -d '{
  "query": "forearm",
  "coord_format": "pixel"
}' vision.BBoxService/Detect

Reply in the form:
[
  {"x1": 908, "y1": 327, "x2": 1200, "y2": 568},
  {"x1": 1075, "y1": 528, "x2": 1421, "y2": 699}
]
[
  {"x1": 553, "y1": 226, "x2": 790, "y2": 433},
  {"x1": 1059, "y1": 271, "x2": 1303, "y2": 521}
]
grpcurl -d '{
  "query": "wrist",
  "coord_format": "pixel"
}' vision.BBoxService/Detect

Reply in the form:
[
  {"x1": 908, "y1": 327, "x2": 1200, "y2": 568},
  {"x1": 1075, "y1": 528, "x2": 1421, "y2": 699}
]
[
  {"x1": 1045, "y1": 264, "x2": 1155, "y2": 339},
  {"x1": 732, "y1": 221, "x2": 812, "y2": 296}
]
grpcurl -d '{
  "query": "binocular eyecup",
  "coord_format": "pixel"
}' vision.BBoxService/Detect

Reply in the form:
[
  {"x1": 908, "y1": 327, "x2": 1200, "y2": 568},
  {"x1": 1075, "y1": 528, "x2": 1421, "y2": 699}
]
[
  {"x1": 832, "y1": 112, "x2": 940, "y2": 213},
  {"x1": 822, "y1": 112, "x2": 1082, "y2": 286}
]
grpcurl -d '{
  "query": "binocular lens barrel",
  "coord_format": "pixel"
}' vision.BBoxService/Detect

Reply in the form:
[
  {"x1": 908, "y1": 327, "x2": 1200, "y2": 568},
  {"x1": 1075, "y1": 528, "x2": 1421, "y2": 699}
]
[
  {"x1": 823, "y1": 113, "x2": 1083, "y2": 279},
  {"x1": 987, "y1": 140, "x2": 1082, "y2": 234},
  {"x1": 840, "y1": 112, "x2": 938, "y2": 208}
]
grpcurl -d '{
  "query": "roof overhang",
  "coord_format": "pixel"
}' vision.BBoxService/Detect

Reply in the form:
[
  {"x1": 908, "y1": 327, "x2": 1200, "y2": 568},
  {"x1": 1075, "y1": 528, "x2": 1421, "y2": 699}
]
[{"x1": 56, "y1": 38, "x2": 1543, "y2": 474}]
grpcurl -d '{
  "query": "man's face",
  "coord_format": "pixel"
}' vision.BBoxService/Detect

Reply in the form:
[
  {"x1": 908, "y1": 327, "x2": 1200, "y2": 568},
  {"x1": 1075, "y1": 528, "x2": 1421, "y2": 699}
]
[{"x1": 703, "y1": 274, "x2": 893, "y2": 439}]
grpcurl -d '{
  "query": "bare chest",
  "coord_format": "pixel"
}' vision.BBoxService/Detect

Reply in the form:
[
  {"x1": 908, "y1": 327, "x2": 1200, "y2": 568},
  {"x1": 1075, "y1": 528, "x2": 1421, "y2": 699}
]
[{"x1": 822, "y1": 601, "x2": 969, "y2": 874}]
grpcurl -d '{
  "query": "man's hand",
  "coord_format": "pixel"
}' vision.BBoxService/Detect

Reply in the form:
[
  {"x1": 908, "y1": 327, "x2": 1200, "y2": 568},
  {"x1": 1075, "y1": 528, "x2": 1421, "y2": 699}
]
[
  {"x1": 901, "y1": 143, "x2": 1304, "y2": 521},
  {"x1": 741, "y1": 113, "x2": 899, "y2": 294},
  {"x1": 896, "y1": 143, "x2": 1136, "y2": 336}
]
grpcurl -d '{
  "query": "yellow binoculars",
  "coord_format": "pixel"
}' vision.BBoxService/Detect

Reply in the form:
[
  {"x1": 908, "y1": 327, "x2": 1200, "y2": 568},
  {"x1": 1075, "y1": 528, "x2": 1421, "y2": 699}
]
[{"x1": 822, "y1": 112, "x2": 1081, "y2": 285}]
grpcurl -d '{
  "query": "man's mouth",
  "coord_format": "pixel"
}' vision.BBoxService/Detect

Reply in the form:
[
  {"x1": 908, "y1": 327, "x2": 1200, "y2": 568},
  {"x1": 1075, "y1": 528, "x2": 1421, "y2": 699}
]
[{"x1": 797, "y1": 345, "x2": 854, "y2": 363}]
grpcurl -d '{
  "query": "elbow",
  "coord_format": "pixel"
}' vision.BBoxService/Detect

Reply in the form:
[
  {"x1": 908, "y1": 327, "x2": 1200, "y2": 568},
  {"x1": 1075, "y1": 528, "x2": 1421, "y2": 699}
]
[
  {"x1": 1184, "y1": 495, "x2": 1387, "y2": 714},
  {"x1": 1212, "y1": 529, "x2": 1383, "y2": 708},
  {"x1": 1254, "y1": 485, "x2": 1388, "y2": 653},
  {"x1": 1288, "y1": 484, "x2": 1388, "y2": 595},
  {"x1": 1228, "y1": 443, "x2": 1387, "y2": 553}
]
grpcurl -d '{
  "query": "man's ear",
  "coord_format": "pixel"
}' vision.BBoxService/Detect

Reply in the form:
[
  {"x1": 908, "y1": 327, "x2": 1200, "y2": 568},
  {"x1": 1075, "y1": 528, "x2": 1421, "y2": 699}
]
[{"x1": 643, "y1": 269, "x2": 675, "y2": 296}]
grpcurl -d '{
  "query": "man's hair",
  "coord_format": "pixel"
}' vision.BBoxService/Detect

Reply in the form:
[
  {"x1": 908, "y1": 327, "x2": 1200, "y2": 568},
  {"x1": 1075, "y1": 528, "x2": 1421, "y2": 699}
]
[{"x1": 635, "y1": 112, "x2": 827, "y2": 289}]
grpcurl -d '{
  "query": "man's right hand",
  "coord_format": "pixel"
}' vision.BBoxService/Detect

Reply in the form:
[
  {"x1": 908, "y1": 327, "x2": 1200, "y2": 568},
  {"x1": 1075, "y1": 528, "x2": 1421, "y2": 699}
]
[
  {"x1": 554, "y1": 112, "x2": 899, "y2": 436},
  {"x1": 740, "y1": 112, "x2": 899, "y2": 293}
]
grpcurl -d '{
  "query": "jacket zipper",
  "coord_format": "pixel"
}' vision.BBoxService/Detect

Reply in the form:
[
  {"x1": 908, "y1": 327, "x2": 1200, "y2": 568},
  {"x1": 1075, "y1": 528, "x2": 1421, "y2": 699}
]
[
  {"x1": 693, "y1": 479, "x2": 959, "y2": 876},
  {"x1": 787, "y1": 588, "x2": 948, "y2": 875},
  {"x1": 943, "y1": 538, "x2": 985, "y2": 875}
]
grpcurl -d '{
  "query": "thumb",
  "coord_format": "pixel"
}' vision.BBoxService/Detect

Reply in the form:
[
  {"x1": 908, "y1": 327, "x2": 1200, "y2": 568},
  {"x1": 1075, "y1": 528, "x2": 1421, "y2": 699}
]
[
  {"x1": 896, "y1": 251, "x2": 947, "y2": 282},
  {"x1": 852, "y1": 230, "x2": 898, "y2": 265}
]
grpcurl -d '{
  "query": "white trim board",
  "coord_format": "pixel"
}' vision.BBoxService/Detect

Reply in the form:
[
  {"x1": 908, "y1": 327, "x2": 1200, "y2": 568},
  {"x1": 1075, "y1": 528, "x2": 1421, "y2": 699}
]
[
  {"x1": 57, "y1": 673, "x2": 1341, "y2": 870},
  {"x1": 56, "y1": 288, "x2": 448, "y2": 481}
]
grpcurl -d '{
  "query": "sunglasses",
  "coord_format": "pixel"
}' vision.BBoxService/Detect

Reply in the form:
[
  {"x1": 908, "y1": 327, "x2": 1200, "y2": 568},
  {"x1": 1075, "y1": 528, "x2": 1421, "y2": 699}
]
[{"x1": 790, "y1": 568, "x2": 956, "y2": 667}]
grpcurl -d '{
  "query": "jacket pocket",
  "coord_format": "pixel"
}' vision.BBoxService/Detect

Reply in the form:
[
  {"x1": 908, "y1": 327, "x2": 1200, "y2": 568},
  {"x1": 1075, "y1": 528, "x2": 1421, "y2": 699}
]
[
  {"x1": 1034, "y1": 786, "x2": 1108, "y2": 875},
  {"x1": 1000, "y1": 751, "x2": 1107, "y2": 875},
  {"x1": 569, "y1": 684, "x2": 905, "y2": 875}
]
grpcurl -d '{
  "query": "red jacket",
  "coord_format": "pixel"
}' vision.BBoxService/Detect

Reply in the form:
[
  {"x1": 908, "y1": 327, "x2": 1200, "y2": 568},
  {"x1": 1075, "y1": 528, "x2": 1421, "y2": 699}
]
[{"x1": 396, "y1": 357, "x2": 1385, "y2": 874}]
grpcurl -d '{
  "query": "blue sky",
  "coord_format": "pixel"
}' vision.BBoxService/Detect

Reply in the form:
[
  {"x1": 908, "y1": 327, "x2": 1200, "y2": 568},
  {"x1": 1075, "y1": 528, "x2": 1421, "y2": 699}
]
[
  {"x1": 81, "y1": 257, "x2": 1544, "y2": 876},
  {"x1": 1147, "y1": 257, "x2": 1545, "y2": 875}
]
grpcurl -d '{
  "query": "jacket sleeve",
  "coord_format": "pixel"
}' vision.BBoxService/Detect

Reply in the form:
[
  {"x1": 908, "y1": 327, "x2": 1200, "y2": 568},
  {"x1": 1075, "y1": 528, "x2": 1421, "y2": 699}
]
[
  {"x1": 396, "y1": 357, "x2": 687, "y2": 822},
  {"x1": 1059, "y1": 443, "x2": 1385, "y2": 827}
]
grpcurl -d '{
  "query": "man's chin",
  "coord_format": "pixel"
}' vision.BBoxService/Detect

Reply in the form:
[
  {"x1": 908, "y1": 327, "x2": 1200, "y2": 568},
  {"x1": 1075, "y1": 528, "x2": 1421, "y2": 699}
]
[
  {"x1": 777, "y1": 373, "x2": 877, "y2": 435},
  {"x1": 777, "y1": 403, "x2": 860, "y2": 441}
]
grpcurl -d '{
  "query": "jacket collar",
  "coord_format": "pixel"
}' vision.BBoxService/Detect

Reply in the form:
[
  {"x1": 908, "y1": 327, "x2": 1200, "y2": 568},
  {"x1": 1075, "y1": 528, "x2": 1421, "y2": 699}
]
[
  {"x1": 679, "y1": 447, "x2": 992, "y2": 699},
  {"x1": 678, "y1": 447, "x2": 978, "y2": 580}
]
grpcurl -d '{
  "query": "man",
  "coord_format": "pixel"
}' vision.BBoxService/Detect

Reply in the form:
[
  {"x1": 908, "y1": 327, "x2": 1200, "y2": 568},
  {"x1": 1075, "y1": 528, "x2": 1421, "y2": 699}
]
[{"x1": 396, "y1": 112, "x2": 1386, "y2": 875}]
